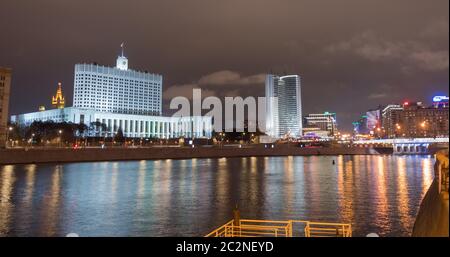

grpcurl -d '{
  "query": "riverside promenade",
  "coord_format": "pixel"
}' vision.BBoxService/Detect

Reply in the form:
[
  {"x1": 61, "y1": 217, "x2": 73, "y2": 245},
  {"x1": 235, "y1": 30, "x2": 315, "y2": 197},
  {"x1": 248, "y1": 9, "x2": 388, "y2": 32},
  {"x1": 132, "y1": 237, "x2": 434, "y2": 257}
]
[
  {"x1": 0, "y1": 145, "x2": 381, "y2": 165},
  {"x1": 412, "y1": 150, "x2": 449, "y2": 236}
]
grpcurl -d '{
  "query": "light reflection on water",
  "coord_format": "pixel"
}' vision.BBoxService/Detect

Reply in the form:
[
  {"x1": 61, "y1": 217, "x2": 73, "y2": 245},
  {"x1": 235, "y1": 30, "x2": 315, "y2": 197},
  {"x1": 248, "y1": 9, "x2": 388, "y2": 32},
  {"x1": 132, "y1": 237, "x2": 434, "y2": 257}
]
[{"x1": 0, "y1": 155, "x2": 434, "y2": 237}]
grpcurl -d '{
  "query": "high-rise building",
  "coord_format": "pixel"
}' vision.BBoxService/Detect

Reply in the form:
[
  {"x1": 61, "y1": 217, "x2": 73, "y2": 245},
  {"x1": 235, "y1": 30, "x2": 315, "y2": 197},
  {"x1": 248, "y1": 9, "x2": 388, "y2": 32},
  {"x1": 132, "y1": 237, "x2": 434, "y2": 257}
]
[
  {"x1": 381, "y1": 99, "x2": 449, "y2": 138},
  {"x1": 265, "y1": 74, "x2": 302, "y2": 138},
  {"x1": 73, "y1": 49, "x2": 162, "y2": 116},
  {"x1": 381, "y1": 104, "x2": 403, "y2": 138},
  {"x1": 0, "y1": 67, "x2": 12, "y2": 147},
  {"x1": 303, "y1": 112, "x2": 337, "y2": 137},
  {"x1": 52, "y1": 82, "x2": 65, "y2": 109}
]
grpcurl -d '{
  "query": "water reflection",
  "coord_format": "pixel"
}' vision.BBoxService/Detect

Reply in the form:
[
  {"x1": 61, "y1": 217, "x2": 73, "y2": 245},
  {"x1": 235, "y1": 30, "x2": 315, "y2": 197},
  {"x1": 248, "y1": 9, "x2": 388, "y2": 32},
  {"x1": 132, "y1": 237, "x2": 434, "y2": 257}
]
[
  {"x1": 40, "y1": 165, "x2": 62, "y2": 236},
  {"x1": 0, "y1": 155, "x2": 434, "y2": 237},
  {"x1": 373, "y1": 156, "x2": 389, "y2": 234},
  {"x1": 0, "y1": 165, "x2": 15, "y2": 235},
  {"x1": 343, "y1": 156, "x2": 355, "y2": 224}
]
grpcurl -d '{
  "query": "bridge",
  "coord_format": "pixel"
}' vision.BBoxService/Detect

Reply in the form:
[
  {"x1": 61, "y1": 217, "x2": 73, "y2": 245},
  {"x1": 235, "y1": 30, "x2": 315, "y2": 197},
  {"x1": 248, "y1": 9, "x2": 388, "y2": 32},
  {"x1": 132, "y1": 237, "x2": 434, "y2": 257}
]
[{"x1": 352, "y1": 137, "x2": 449, "y2": 155}]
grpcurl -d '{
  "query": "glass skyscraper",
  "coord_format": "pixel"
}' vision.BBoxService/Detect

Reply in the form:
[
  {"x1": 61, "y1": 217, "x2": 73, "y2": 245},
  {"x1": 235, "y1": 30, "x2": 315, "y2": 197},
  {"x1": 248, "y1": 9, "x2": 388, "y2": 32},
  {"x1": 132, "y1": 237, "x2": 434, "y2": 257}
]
[{"x1": 265, "y1": 74, "x2": 302, "y2": 138}]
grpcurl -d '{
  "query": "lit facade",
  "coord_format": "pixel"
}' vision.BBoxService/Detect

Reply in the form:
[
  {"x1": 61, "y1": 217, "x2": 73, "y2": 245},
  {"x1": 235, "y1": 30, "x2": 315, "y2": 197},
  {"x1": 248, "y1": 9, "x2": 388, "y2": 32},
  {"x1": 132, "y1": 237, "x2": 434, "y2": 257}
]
[
  {"x1": 303, "y1": 112, "x2": 337, "y2": 137},
  {"x1": 381, "y1": 100, "x2": 449, "y2": 138},
  {"x1": 11, "y1": 49, "x2": 212, "y2": 139},
  {"x1": 0, "y1": 67, "x2": 12, "y2": 147},
  {"x1": 73, "y1": 53, "x2": 162, "y2": 116},
  {"x1": 381, "y1": 104, "x2": 403, "y2": 138},
  {"x1": 366, "y1": 109, "x2": 381, "y2": 131},
  {"x1": 265, "y1": 74, "x2": 302, "y2": 138},
  {"x1": 11, "y1": 107, "x2": 211, "y2": 138},
  {"x1": 400, "y1": 101, "x2": 449, "y2": 138},
  {"x1": 352, "y1": 115, "x2": 369, "y2": 135},
  {"x1": 52, "y1": 82, "x2": 65, "y2": 109}
]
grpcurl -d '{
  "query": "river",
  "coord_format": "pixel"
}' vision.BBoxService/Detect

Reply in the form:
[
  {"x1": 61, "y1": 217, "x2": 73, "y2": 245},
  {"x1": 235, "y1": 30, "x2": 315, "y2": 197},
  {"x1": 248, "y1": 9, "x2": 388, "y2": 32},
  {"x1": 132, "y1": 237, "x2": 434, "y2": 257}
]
[{"x1": 0, "y1": 155, "x2": 433, "y2": 237}]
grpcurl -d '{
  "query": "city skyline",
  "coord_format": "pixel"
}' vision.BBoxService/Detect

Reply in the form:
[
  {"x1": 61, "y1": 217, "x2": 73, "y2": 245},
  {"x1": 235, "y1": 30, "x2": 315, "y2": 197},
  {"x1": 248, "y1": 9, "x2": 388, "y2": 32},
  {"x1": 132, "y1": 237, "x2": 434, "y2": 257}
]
[
  {"x1": 0, "y1": 0, "x2": 448, "y2": 242},
  {"x1": 1, "y1": 0, "x2": 448, "y2": 132}
]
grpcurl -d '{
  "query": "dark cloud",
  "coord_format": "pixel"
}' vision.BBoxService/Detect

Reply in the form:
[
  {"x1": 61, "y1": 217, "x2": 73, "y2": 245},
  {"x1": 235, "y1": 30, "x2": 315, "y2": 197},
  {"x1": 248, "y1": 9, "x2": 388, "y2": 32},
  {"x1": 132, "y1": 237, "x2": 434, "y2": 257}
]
[
  {"x1": 164, "y1": 70, "x2": 265, "y2": 100},
  {"x1": 325, "y1": 30, "x2": 449, "y2": 71},
  {"x1": 0, "y1": 0, "x2": 448, "y2": 131}
]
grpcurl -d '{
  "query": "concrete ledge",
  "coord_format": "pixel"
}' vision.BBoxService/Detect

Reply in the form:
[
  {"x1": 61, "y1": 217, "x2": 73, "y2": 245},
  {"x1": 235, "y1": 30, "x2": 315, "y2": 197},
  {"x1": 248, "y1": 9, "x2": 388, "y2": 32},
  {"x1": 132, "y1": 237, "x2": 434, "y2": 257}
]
[
  {"x1": 412, "y1": 150, "x2": 449, "y2": 237},
  {"x1": 0, "y1": 146, "x2": 380, "y2": 165}
]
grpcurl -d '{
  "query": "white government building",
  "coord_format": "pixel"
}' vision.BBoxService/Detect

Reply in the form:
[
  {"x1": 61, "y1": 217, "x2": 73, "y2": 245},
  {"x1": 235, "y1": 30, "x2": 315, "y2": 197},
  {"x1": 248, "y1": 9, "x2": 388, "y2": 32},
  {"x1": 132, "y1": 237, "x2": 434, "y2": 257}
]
[{"x1": 11, "y1": 48, "x2": 212, "y2": 139}]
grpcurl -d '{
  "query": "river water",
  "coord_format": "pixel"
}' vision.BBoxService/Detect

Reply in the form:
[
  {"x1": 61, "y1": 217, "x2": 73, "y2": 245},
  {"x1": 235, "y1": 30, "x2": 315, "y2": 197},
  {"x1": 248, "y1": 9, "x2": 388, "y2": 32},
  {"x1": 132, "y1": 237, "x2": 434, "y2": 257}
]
[{"x1": 0, "y1": 155, "x2": 434, "y2": 237}]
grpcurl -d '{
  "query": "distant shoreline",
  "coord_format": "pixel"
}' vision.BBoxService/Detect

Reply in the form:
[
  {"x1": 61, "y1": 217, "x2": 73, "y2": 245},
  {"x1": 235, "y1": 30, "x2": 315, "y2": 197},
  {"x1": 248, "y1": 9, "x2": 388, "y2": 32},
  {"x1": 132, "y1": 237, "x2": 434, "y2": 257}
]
[{"x1": 0, "y1": 145, "x2": 392, "y2": 165}]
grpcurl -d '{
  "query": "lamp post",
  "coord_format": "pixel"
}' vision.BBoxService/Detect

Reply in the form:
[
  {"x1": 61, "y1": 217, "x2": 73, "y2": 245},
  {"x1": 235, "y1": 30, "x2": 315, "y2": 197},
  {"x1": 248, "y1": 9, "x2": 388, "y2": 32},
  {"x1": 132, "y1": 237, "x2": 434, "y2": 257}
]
[
  {"x1": 31, "y1": 133, "x2": 35, "y2": 147},
  {"x1": 5, "y1": 126, "x2": 13, "y2": 148},
  {"x1": 58, "y1": 129, "x2": 63, "y2": 148}
]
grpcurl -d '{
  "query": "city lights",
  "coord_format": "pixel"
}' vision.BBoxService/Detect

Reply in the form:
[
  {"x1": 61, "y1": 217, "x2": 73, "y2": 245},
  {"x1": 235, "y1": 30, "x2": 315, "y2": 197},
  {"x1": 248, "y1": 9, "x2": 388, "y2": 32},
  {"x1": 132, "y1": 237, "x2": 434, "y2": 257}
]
[{"x1": 0, "y1": 0, "x2": 448, "y2": 246}]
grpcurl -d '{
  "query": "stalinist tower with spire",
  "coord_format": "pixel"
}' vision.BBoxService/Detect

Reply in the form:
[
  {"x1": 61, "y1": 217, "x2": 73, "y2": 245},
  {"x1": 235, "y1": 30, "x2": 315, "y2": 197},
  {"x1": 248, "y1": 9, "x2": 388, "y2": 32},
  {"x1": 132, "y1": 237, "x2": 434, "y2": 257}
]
[{"x1": 52, "y1": 82, "x2": 65, "y2": 109}]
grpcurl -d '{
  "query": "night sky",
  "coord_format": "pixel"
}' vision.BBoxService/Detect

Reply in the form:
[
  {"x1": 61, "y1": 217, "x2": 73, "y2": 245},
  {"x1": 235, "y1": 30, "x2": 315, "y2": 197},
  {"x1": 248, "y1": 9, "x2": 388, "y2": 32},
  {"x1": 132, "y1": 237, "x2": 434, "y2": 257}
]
[{"x1": 1, "y1": 0, "x2": 448, "y2": 131}]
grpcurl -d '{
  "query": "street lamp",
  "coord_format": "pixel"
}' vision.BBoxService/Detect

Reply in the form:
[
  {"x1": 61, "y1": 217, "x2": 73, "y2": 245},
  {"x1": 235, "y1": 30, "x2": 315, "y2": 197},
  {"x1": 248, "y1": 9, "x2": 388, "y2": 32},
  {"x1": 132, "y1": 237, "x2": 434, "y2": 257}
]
[
  {"x1": 5, "y1": 126, "x2": 13, "y2": 148},
  {"x1": 30, "y1": 133, "x2": 35, "y2": 147},
  {"x1": 58, "y1": 130, "x2": 63, "y2": 147}
]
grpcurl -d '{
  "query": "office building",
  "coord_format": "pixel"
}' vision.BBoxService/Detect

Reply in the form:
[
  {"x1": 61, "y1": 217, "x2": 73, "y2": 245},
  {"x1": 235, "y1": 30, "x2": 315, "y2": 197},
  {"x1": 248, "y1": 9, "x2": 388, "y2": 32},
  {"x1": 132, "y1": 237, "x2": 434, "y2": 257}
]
[
  {"x1": 12, "y1": 107, "x2": 210, "y2": 138},
  {"x1": 400, "y1": 101, "x2": 449, "y2": 138},
  {"x1": 381, "y1": 104, "x2": 403, "y2": 138},
  {"x1": 265, "y1": 74, "x2": 302, "y2": 138},
  {"x1": 303, "y1": 112, "x2": 337, "y2": 137},
  {"x1": 73, "y1": 49, "x2": 162, "y2": 116},
  {"x1": 0, "y1": 67, "x2": 12, "y2": 147}
]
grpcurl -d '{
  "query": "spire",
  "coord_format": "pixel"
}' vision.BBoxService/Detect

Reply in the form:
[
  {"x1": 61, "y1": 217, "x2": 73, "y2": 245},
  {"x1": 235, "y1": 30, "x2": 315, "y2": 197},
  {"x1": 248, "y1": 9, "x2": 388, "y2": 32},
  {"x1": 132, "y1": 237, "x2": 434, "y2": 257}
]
[
  {"x1": 52, "y1": 82, "x2": 65, "y2": 109},
  {"x1": 120, "y1": 42, "x2": 125, "y2": 57}
]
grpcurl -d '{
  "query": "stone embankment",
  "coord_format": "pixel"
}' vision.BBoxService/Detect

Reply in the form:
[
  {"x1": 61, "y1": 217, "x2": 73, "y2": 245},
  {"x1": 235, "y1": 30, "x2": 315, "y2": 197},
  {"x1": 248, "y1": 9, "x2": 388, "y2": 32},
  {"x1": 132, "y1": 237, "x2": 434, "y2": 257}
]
[
  {"x1": 0, "y1": 145, "x2": 381, "y2": 165},
  {"x1": 412, "y1": 150, "x2": 449, "y2": 237}
]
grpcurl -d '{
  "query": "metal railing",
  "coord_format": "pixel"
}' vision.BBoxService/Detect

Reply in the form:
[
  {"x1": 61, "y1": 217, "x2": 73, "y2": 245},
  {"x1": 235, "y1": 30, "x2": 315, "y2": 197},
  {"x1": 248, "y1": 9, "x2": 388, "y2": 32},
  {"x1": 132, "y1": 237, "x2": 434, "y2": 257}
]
[{"x1": 205, "y1": 219, "x2": 352, "y2": 237}]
